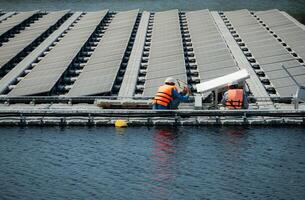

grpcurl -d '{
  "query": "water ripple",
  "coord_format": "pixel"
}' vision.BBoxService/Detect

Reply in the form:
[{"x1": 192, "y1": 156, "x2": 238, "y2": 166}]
[{"x1": 0, "y1": 127, "x2": 305, "y2": 199}]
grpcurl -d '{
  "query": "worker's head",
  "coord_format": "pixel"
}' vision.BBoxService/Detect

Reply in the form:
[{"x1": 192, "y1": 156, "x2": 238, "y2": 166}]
[
  {"x1": 164, "y1": 77, "x2": 176, "y2": 86},
  {"x1": 228, "y1": 81, "x2": 239, "y2": 89}
]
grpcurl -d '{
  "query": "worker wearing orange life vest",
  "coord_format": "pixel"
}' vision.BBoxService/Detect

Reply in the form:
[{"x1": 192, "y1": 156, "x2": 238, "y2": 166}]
[
  {"x1": 153, "y1": 77, "x2": 190, "y2": 110},
  {"x1": 221, "y1": 81, "x2": 249, "y2": 109}
]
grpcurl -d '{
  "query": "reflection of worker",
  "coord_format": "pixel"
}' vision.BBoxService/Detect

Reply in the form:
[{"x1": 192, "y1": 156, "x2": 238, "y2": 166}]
[
  {"x1": 151, "y1": 127, "x2": 179, "y2": 198},
  {"x1": 153, "y1": 77, "x2": 190, "y2": 110},
  {"x1": 221, "y1": 81, "x2": 249, "y2": 109}
]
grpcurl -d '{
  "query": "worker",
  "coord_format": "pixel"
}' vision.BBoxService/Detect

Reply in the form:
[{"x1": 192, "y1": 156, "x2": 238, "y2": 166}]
[
  {"x1": 221, "y1": 81, "x2": 249, "y2": 109},
  {"x1": 153, "y1": 77, "x2": 190, "y2": 110}
]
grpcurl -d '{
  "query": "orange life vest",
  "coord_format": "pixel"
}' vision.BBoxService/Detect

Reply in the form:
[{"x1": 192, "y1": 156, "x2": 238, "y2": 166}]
[
  {"x1": 153, "y1": 85, "x2": 177, "y2": 107},
  {"x1": 225, "y1": 89, "x2": 244, "y2": 109}
]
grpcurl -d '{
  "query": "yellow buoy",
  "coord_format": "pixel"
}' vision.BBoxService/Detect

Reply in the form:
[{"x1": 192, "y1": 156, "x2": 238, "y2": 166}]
[{"x1": 115, "y1": 119, "x2": 128, "y2": 128}]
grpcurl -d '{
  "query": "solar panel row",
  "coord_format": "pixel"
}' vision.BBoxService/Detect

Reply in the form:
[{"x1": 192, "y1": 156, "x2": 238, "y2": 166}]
[
  {"x1": 186, "y1": 10, "x2": 239, "y2": 82},
  {"x1": 225, "y1": 10, "x2": 305, "y2": 97},
  {"x1": 0, "y1": 11, "x2": 38, "y2": 37},
  {"x1": 118, "y1": 11, "x2": 150, "y2": 97},
  {"x1": 0, "y1": 11, "x2": 68, "y2": 69},
  {"x1": 255, "y1": 10, "x2": 305, "y2": 63},
  {"x1": 67, "y1": 10, "x2": 139, "y2": 96},
  {"x1": 0, "y1": 12, "x2": 16, "y2": 23},
  {"x1": 8, "y1": 10, "x2": 108, "y2": 96},
  {"x1": 142, "y1": 9, "x2": 187, "y2": 96},
  {"x1": 0, "y1": 12, "x2": 82, "y2": 95}
]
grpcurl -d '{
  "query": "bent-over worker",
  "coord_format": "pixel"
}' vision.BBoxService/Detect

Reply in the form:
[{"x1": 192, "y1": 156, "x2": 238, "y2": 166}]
[
  {"x1": 153, "y1": 77, "x2": 190, "y2": 110},
  {"x1": 221, "y1": 81, "x2": 249, "y2": 109}
]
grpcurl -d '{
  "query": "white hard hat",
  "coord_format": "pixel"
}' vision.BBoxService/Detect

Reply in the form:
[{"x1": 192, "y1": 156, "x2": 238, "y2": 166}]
[{"x1": 165, "y1": 77, "x2": 176, "y2": 84}]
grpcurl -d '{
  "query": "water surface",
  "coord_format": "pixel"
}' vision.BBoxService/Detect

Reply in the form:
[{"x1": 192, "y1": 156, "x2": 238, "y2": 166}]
[{"x1": 0, "y1": 126, "x2": 304, "y2": 199}]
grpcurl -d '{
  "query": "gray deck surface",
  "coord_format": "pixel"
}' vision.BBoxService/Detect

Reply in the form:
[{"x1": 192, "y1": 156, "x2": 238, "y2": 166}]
[
  {"x1": 67, "y1": 10, "x2": 138, "y2": 96},
  {"x1": 143, "y1": 9, "x2": 187, "y2": 96},
  {"x1": 0, "y1": 11, "x2": 38, "y2": 37},
  {"x1": 255, "y1": 9, "x2": 305, "y2": 61},
  {"x1": 9, "y1": 11, "x2": 108, "y2": 96},
  {"x1": 186, "y1": 10, "x2": 239, "y2": 82},
  {"x1": 0, "y1": 11, "x2": 68, "y2": 69},
  {"x1": 225, "y1": 9, "x2": 305, "y2": 97}
]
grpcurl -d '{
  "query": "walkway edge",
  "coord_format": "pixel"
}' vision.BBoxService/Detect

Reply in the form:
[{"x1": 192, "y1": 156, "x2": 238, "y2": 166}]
[{"x1": 118, "y1": 11, "x2": 150, "y2": 98}]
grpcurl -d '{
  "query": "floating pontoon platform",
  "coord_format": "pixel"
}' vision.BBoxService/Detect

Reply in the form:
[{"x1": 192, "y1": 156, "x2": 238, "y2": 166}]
[{"x1": 0, "y1": 9, "x2": 304, "y2": 126}]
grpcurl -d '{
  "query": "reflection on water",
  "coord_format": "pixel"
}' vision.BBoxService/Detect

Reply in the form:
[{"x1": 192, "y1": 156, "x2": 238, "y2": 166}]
[
  {"x1": 225, "y1": 127, "x2": 247, "y2": 145},
  {"x1": 115, "y1": 127, "x2": 127, "y2": 135},
  {"x1": 152, "y1": 127, "x2": 179, "y2": 182},
  {"x1": 226, "y1": 127, "x2": 244, "y2": 137},
  {"x1": 0, "y1": 126, "x2": 305, "y2": 199},
  {"x1": 151, "y1": 127, "x2": 178, "y2": 199}
]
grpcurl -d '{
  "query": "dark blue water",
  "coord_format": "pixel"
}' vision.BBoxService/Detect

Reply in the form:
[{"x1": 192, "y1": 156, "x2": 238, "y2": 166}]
[
  {"x1": 0, "y1": 126, "x2": 305, "y2": 199},
  {"x1": 1, "y1": 0, "x2": 305, "y2": 24}
]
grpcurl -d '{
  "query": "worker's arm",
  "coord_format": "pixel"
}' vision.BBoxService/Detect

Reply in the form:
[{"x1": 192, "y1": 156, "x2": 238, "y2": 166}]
[{"x1": 172, "y1": 89, "x2": 189, "y2": 102}]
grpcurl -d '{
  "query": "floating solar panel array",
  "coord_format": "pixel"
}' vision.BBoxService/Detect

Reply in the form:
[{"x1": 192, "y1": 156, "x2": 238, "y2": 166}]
[{"x1": 0, "y1": 9, "x2": 303, "y2": 99}]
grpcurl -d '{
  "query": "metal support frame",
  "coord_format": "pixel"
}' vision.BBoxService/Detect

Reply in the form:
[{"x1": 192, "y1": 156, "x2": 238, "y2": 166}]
[{"x1": 281, "y1": 64, "x2": 304, "y2": 110}]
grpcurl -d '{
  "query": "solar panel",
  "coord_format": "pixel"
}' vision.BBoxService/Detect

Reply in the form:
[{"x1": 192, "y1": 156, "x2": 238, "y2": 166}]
[
  {"x1": 8, "y1": 10, "x2": 108, "y2": 96},
  {"x1": 0, "y1": 11, "x2": 68, "y2": 69},
  {"x1": 67, "y1": 10, "x2": 139, "y2": 96},
  {"x1": 0, "y1": 12, "x2": 15, "y2": 22},
  {"x1": 142, "y1": 9, "x2": 187, "y2": 97},
  {"x1": 255, "y1": 9, "x2": 305, "y2": 62},
  {"x1": 186, "y1": 10, "x2": 239, "y2": 83},
  {"x1": 0, "y1": 11, "x2": 38, "y2": 37},
  {"x1": 225, "y1": 9, "x2": 305, "y2": 96},
  {"x1": 0, "y1": 12, "x2": 82, "y2": 95}
]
